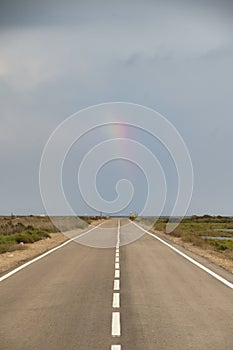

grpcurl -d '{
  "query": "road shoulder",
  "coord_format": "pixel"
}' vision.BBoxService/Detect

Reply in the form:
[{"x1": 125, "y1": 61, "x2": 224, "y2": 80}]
[{"x1": 150, "y1": 228, "x2": 233, "y2": 284}]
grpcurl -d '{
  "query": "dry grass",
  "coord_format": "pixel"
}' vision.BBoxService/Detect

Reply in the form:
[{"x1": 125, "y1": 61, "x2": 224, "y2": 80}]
[
  {"x1": 152, "y1": 215, "x2": 233, "y2": 260},
  {"x1": 0, "y1": 216, "x2": 103, "y2": 254}
]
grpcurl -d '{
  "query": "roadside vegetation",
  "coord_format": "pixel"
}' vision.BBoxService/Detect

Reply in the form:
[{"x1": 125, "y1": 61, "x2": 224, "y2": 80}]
[
  {"x1": 152, "y1": 215, "x2": 233, "y2": 260},
  {"x1": 0, "y1": 215, "x2": 103, "y2": 254},
  {"x1": 0, "y1": 220, "x2": 51, "y2": 254}
]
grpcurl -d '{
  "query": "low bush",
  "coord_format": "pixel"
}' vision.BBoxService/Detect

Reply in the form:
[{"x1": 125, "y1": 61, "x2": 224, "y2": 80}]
[{"x1": 0, "y1": 229, "x2": 50, "y2": 253}]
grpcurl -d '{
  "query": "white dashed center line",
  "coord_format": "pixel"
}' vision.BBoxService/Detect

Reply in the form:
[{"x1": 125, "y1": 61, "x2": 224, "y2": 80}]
[
  {"x1": 115, "y1": 270, "x2": 120, "y2": 278},
  {"x1": 112, "y1": 312, "x2": 121, "y2": 337},
  {"x1": 114, "y1": 280, "x2": 120, "y2": 290},
  {"x1": 112, "y1": 292, "x2": 120, "y2": 308},
  {"x1": 111, "y1": 219, "x2": 122, "y2": 348},
  {"x1": 114, "y1": 279, "x2": 120, "y2": 291}
]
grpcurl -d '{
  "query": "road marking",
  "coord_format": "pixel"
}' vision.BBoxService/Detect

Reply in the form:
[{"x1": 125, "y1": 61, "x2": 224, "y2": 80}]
[
  {"x1": 132, "y1": 221, "x2": 233, "y2": 290},
  {"x1": 112, "y1": 312, "x2": 121, "y2": 337},
  {"x1": 111, "y1": 220, "x2": 122, "y2": 348},
  {"x1": 117, "y1": 219, "x2": 120, "y2": 234},
  {"x1": 114, "y1": 279, "x2": 120, "y2": 291},
  {"x1": 115, "y1": 270, "x2": 120, "y2": 278},
  {"x1": 112, "y1": 292, "x2": 120, "y2": 308},
  {"x1": 116, "y1": 219, "x2": 121, "y2": 247},
  {"x1": 111, "y1": 220, "x2": 121, "y2": 348},
  {"x1": 0, "y1": 222, "x2": 105, "y2": 283}
]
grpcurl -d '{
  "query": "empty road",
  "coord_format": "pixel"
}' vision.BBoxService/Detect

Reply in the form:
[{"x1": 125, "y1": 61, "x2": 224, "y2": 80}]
[{"x1": 0, "y1": 218, "x2": 232, "y2": 349}]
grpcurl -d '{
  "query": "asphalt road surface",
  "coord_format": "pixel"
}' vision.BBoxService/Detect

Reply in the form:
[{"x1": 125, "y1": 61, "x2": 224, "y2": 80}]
[{"x1": 0, "y1": 218, "x2": 232, "y2": 350}]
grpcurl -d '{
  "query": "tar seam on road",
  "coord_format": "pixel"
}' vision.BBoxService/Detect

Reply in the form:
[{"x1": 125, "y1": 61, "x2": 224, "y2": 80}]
[
  {"x1": 132, "y1": 220, "x2": 233, "y2": 290},
  {"x1": 111, "y1": 219, "x2": 121, "y2": 349},
  {"x1": 0, "y1": 222, "x2": 105, "y2": 283}
]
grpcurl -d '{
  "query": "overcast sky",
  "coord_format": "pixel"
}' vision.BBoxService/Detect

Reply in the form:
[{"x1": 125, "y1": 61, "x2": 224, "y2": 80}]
[{"x1": 0, "y1": 0, "x2": 233, "y2": 216}]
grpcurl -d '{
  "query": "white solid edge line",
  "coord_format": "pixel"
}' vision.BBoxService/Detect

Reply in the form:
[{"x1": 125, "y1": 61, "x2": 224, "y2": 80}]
[
  {"x1": 111, "y1": 345, "x2": 121, "y2": 349},
  {"x1": 132, "y1": 221, "x2": 233, "y2": 290},
  {"x1": 112, "y1": 292, "x2": 120, "y2": 308},
  {"x1": 112, "y1": 312, "x2": 121, "y2": 337},
  {"x1": 0, "y1": 222, "x2": 104, "y2": 283},
  {"x1": 115, "y1": 270, "x2": 120, "y2": 278}
]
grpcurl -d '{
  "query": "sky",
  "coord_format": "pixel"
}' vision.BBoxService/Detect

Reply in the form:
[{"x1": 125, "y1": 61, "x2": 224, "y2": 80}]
[{"x1": 0, "y1": 0, "x2": 233, "y2": 216}]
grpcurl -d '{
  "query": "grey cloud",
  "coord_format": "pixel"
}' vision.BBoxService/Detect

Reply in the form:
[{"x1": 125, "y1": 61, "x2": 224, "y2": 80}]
[
  {"x1": 0, "y1": 0, "x2": 233, "y2": 215},
  {"x1": 0, "y1": 0, "x2": 233, "y2": 29}
]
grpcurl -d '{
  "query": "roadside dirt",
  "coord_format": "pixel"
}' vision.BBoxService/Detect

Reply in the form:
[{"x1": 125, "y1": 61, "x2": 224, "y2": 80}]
[
  {"x1": 0, "y1": 220, "x2": 104, "y2": 275},
  {"x1": 0, "y1": 232, "x2": 67, "y2": 274},
  {"x1": 153, "y1": 229, "x2": 233, "y2": 274}
]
